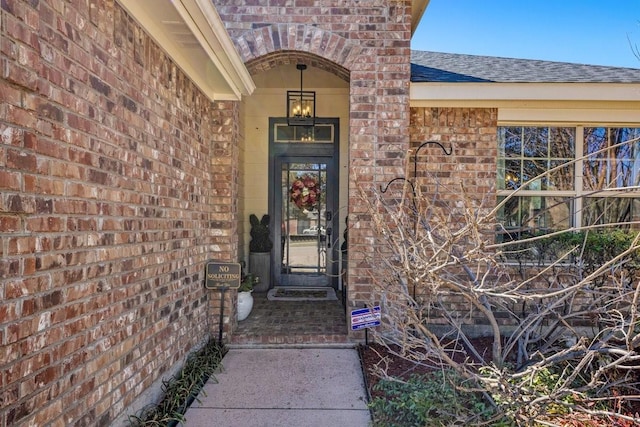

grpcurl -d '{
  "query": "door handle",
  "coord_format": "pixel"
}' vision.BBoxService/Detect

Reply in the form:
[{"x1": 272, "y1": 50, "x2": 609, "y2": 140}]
[{"x1": 326, "y1": 227, "x2": 332, "y2": 248}]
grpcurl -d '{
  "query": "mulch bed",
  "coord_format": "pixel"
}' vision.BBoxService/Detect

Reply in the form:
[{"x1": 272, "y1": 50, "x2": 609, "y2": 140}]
[
  {"x1": 359, "y1": 342, "x2": 433, "y2": 401},
  {"x1": 358, "y1": 340, "x2": 640, "y2": 426},
  {"x1": 358, "y1": 339, "x2": 493, "y2": 401}
]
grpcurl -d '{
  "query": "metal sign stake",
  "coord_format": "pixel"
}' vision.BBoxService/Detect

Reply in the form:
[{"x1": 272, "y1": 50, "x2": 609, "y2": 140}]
[{"x1": 218, "y1": 286, "x2": 228, "y2": 343}]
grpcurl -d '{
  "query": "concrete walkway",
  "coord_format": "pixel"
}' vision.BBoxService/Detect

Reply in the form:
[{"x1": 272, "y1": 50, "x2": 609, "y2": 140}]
[{"x1": 183, "y1": 348, "x2": 372, "y2": 427}]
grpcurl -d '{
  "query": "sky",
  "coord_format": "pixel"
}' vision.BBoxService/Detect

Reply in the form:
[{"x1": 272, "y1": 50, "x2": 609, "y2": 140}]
[{"x1": 413, "y1": 1, "x2": 640, "y2": 69}]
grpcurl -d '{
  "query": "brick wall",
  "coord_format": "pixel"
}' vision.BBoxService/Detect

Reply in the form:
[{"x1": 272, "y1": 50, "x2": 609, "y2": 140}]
[
  {"x1": 213, "y1": 0, "x2": 413, "y2": 314},
  {"x1": 208, "y1": 100, "x2": 242, "y2": 340},
  {"x1": 410, "y1": 107, "x2": 498, "y2": 199},
  {"x1": 408, "y1": 107, "x2": 499, "y2": 327},
  {"x1": 0, "y1": 1, "x2": 238, "y2": 425}
]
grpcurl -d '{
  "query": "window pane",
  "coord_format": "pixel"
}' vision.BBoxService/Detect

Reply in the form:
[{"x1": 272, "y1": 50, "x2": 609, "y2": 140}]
[
  {"x1": 499, "y1": 127, "x2": 522, "y2": 157},
  {"x1": 274, "y1": 124, "x2": 334, "y2": 143},
  {"x1": 276, "y1": 124, "x2": 295, "y2": 141},
  {"x1": 548, "y1": 160, "x2": 574, "y2": 191},
  {"x1": 523, "y1": 127, "x2": 548, "y2": 157},
  {"x1": 313, "y1": 125, "x2": 333, "y2": 142},
  {"x1": 581, "y1": 197, "x2": 640, "y2": 228},
  {"x1": 497, "y1": 196, "x2": 572, "y2": 241},
  {"x1": 522, "y1": 159, "x2": 547, "y2": 188},
  {"x1": 549, "y1": 127, "x2": 575, "y2": 158},
  {"x1": 584, "y1": 127, "x2": 640, "y2": 191},
  {"x1": 503, "y1": 159, "x2": 521, "y2": 190}
]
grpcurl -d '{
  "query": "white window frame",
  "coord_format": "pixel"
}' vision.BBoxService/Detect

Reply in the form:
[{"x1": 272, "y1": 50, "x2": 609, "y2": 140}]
[{"x1": 497, "y1": 123, "x2": 640, "y2": 233}]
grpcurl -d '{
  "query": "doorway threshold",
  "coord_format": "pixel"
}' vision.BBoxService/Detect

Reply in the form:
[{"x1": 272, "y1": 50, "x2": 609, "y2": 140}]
[
  {"x1": 267, "y1": 287, "x2": 338, "y2": 301},
  {"x1": 231, "y1": 292, "x2": 349, "y2": 346}
]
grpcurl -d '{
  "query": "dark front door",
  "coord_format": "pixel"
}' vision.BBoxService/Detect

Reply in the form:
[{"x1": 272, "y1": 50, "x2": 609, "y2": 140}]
[{"x1": 269, "y1": 118, "x2": 340, "y2": 288}]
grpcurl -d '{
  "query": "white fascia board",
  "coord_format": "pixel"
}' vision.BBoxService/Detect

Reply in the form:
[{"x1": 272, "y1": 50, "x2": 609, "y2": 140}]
[
  {"x1": 117, "y1": 0, "x2": 254, "y2": 102},
  {"x1": 410, "y1": 82, "x2": 640, "y2": 105},
  {"x1": 411, "y1": 0, "x2": 430, "y2": 36},
  {"x1": 499, "y1": 108, "x2": 640, "y2": 125},
  {"x1": 175, "y1": 0, "x2": 255, "y2": 99}
]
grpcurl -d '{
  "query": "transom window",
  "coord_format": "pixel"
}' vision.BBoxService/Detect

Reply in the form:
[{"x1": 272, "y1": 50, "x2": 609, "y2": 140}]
[
  {"x1": 497, "y1": 126, "x2": 640, "y2": 241},
  {"x1": 273, "y1": 123, "x2": 334, "y2": 143}
]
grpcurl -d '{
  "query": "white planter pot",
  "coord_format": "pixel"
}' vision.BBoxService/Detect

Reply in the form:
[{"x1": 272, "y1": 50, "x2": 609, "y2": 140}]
[{"x1": 237, "y1": 291, "x2": 254, "y2": 321}]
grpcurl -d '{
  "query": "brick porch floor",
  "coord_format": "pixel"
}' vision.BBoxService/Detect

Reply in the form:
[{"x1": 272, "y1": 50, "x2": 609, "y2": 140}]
[{"x1": 230, "y1": 291, "x2": 352, "y2": 346}]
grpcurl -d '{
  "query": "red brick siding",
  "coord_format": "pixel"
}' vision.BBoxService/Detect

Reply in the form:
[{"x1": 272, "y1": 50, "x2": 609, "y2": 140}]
[
  {"x1": 411, "y1": 107, "x2": 498, "y2": 199},
  {"x1": 408, "y1": 107, "x2": 499, "y2": 325},
  {"x1": 213, "y1": 0, "x2": 413, "y2": 314},
  {"x1": 1, "y1": 1, "x2": 238, "y2": 425},
  {"x1": 208, "y1": 100, "x2": 242, "y2": 340}
]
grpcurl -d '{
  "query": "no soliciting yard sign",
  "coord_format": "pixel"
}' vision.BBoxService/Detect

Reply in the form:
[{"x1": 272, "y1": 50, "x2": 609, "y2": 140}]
[{"x1": 205, "y1": 261, "x2": 241, "y2": 290}]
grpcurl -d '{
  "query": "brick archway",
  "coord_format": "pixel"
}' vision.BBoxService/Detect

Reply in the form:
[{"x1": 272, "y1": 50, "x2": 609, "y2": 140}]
[
  {"x1": 221, "y1": 12, "x2": 413, "y2": 334},
  {"x1": 233, "y1": 23, "x2": 365, "y2": 77}
]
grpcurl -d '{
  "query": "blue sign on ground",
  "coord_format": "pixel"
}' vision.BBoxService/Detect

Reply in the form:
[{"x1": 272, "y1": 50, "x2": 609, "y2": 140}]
[{"x1": 351, "y1": 306, "x2": 381, "y2": 331}]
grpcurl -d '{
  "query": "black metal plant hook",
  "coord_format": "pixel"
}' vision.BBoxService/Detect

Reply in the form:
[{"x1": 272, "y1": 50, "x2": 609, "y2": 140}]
[
  {"x1": 412, "y1": 141, "x2": 453, "y2": 179},
  {"x1": 379, "y1": 177, "x2": 416, "y2": 196},
  {"x1": 378, "y1": 141, "x2": 452, "y2": 299},
  {"x1": 416, "y1": 140, "x2": 453, "y2": 155},
  {"x1": 379, "y1": 176, "x2": 418, "y2": 216},
  {"x1": 380, "y1": 140, "x2": 453, "y2": 195}
]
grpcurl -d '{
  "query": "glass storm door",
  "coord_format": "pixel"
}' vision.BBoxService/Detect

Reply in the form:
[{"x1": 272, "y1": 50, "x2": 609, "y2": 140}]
[
  {"x1": 269, "y1": 118, "x2": 340, "y2": 288},
  {"x1": 275, "y1": 158, "x2": 338, "y2": 287}
]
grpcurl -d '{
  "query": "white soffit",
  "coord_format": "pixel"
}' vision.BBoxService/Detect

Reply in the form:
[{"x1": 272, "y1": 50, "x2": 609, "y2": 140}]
[
  {"x1": 117, "y1": 0, "x2": 255, "y2": 101},
  {"x1": 410, "y1": 82, "x2": 640, "y2": 106}
]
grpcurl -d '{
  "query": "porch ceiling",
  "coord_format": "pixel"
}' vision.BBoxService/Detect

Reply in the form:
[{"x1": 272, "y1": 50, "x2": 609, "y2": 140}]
[
  {"x1": 251, "y1": 64, "x2": 349, "y2": 90},
  {"x1": 117, "y1": 0, "x2": 255, "y2": 101}
]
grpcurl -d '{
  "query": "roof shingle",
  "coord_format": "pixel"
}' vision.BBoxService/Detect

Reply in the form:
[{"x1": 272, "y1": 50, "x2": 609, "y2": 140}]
[{"x1": 411, "y1": 51, "x2": 640, "y2": 83}]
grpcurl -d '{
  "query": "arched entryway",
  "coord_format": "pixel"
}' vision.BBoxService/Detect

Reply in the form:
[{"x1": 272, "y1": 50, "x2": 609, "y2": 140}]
[
  {"x1": 234, "y1": 55, "x2": 352, "y2": 344},
  {"x1": 221, "y1": 10, "x2": 414, "y2": 343}
]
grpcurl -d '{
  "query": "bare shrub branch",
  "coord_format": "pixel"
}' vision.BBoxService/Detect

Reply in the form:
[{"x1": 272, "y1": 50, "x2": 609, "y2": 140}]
[{"x1": 360, "y1": 137, "x2": 640, "y2": 424}]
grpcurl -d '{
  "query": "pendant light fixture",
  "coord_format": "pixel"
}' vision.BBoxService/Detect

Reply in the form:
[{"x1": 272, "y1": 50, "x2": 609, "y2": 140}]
[{"x1": 287, "y1": 64, "x2": 316, "y2": 126}]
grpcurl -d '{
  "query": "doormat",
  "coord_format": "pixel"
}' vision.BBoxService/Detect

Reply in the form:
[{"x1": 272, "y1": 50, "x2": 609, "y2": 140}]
[{"x1": 267, "y1": 287, "x2": 338, "y2": 301}]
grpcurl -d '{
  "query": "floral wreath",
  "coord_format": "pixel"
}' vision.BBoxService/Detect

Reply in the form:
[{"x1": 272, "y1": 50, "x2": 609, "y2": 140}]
[{"x1": 290, "y1": 174, "x2": 320, "y2": 210}]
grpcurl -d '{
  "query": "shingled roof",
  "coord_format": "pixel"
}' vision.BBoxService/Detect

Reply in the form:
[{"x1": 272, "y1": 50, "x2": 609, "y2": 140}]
[{"x1": 411, "y1": 51, "x2": 640, "y2": 83}]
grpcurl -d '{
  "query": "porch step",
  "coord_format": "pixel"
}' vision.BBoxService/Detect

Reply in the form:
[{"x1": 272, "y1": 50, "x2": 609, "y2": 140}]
[{"x1": 230, "y1": 333, "x2": 353, "y2": 347}]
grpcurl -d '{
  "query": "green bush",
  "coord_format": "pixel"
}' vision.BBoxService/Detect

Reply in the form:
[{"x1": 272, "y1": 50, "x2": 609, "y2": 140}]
[
  {"x1": 368, "y1": 371, "x2": 513, "y2": 427},
  {"x1": 128, "y1": 338, "x2": 226, "y2": 426},
  {"x1": 507, "y1": 230, "x2": 640, "y2": 275}
]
